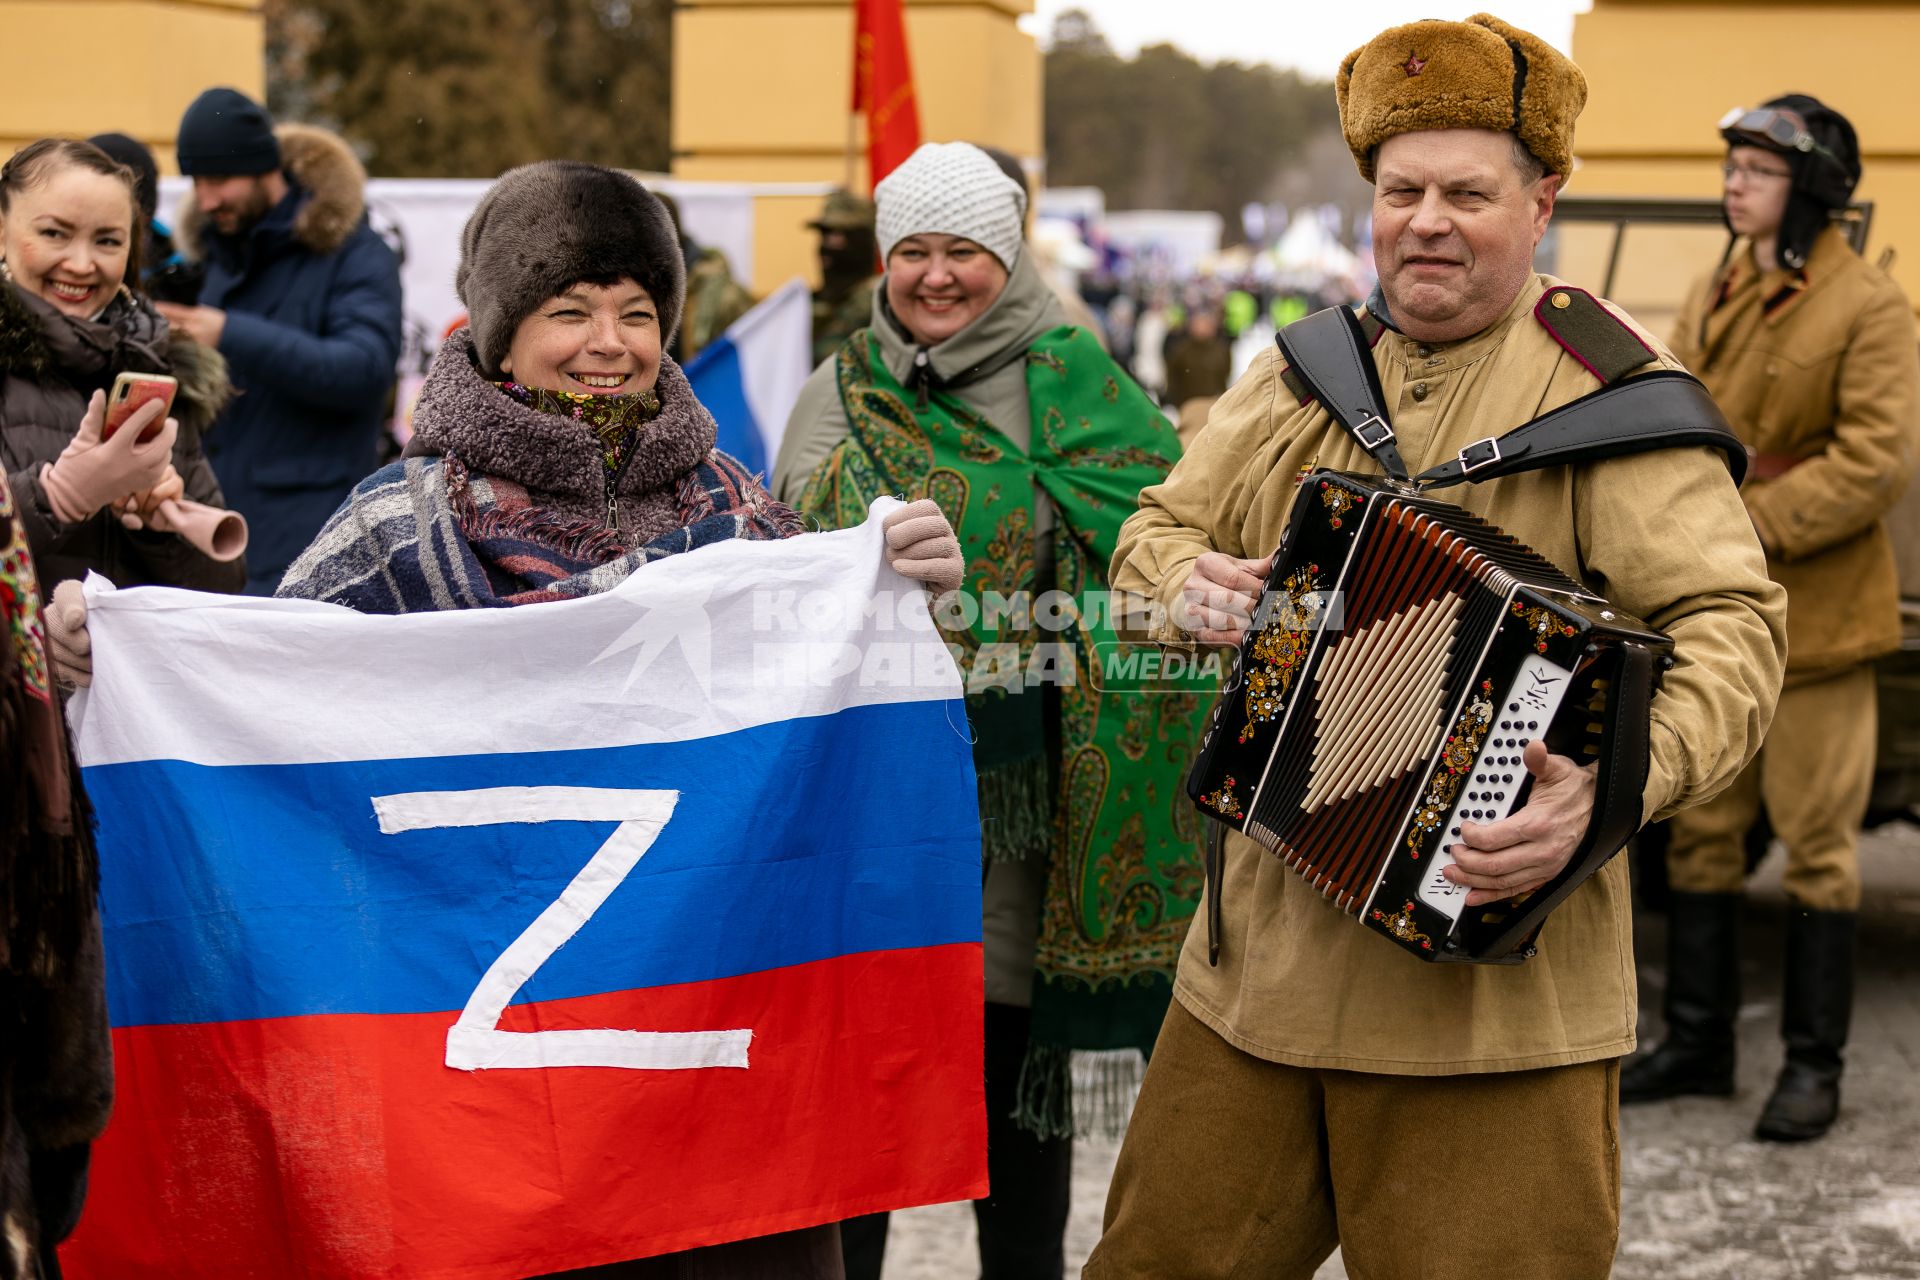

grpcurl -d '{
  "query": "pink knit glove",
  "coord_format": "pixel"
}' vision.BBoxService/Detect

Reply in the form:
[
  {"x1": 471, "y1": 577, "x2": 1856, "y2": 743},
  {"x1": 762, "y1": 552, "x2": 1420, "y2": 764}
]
[
  {"x1": 882, "y1": 498, "x2": 964, "y2": 598},
  {"x1": 45, "y1": 579, "x2": 91, "y2": 690},
  {"x1": 40, "y1": 390, "x2": 180, "y2": 525}
]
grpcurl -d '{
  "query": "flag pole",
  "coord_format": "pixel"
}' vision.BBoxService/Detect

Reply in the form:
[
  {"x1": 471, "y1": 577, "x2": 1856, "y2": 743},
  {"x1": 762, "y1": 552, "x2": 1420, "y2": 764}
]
[
  {"x1": 847, "y1": 0, "x2": 862, "y2": 192},
  {"x1": 845, "y1": 107, "x2": 858, "y2": 192}
]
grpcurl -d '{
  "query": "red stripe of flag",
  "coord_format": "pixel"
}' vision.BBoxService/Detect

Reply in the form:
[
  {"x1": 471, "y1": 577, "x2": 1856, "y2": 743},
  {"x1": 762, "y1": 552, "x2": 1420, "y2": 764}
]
[{"x1": 63, "y1": 944, "x2": 985, "y2": 1279}]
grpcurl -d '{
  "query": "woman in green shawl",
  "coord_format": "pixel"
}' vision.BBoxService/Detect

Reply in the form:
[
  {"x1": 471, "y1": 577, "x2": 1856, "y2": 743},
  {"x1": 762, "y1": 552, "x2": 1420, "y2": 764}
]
[{"x1": 773, "y1": 142, "x2": 1209, "y2": 1280}]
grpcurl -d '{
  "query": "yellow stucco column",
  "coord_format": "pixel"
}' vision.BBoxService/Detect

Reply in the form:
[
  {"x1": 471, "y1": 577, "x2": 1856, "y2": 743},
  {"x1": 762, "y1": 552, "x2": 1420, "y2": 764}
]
[
  {"x1": 0, "y1": 0, "x2": 264, "y2": 171},
  {"x1": 673, "y1": 0, "x2": 1041, "y2": 291},
  {"x1": 1569, "y1": 0, "x2": 1920, "y2": 317}
]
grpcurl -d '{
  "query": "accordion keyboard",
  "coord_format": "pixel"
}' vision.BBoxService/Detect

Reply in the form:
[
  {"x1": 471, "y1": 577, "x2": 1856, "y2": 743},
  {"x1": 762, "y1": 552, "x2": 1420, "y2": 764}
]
[{"x1": 1187, "y1": 470, "x2": 1672, "y2": 962}]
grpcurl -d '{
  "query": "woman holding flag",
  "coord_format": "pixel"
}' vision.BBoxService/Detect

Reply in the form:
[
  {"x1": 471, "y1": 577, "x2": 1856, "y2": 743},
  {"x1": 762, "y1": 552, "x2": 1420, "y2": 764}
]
[
  {"x1": 773, "y1": 141, "x2": 1207, "y2": 1280},
  {"x1": 48, "y1": 160, "x2": 965, "y2": 1278}
]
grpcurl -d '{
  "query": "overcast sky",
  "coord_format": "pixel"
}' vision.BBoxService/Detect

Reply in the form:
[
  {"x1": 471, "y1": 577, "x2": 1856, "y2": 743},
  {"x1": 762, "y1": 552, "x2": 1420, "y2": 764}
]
[{"x1": 1021, "y1": 2, "x2": 1592, "y2": 80}]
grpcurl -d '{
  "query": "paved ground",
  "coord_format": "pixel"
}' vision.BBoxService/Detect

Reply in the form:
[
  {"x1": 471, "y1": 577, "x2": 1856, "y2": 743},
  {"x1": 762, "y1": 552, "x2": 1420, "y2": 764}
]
[{"x1": 883, "y1": 822, "x2": 1920, "y2": 1278}]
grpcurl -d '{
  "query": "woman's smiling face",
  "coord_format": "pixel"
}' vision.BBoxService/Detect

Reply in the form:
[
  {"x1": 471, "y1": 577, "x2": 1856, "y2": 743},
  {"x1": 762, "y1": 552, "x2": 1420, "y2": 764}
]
[
  {"x1": 884, "y1": 233, "x2": 1009, "y2": 347},
  {"x1": 0, "y1": 162, "x2": 133, "y2": 318},
  {"x1": 499, "y1": 277, "x2": 661, "y2": 395}
]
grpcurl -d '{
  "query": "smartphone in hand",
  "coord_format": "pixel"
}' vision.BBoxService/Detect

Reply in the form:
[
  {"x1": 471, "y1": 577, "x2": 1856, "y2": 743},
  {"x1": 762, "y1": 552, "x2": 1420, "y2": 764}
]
[{"x1": 103, "y1": 372, "x2": 179, "y2": 444}]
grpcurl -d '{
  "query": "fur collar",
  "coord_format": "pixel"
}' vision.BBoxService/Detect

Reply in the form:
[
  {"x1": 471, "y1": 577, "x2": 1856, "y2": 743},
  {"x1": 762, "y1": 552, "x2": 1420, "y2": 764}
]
[
  {"x1": 0, "y1": 281, "x2": 231, "y2": 435},
  {"x1": 174, "y1": 122, "x2": 369, "y2": 261},
  {"x1": 409, "y1": 329, "x2": 717, "y2": 503}
]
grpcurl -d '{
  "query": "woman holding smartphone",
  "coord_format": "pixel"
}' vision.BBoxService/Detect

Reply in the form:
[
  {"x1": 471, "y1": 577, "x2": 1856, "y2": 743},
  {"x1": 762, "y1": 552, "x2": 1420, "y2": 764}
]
[{"x1": 0, "y1": 137, "x2": 243, "y2": 592}]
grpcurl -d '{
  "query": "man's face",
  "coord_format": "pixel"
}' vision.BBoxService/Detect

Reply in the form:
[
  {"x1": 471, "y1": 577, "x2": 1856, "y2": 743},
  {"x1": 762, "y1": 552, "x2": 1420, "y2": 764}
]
[
  {"x1": 1722, "y1": 144, "x2": 1793, "y2": 242},
  {"x1": 193, "y1": 174, "x2": 276, "y2": 237},
  {"x1": 1371, "y1": 129, "x2": 1558, "y2": 343}
]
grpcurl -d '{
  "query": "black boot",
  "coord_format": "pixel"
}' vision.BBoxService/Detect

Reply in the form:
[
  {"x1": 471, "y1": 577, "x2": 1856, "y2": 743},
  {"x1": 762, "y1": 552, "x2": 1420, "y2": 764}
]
[
  {"x1": 1620, "y1": 890, "x2": 1742, "y2": 1103},
  {"x1": 1755, "y1": 906, "x2": 1855, "y2": 1142}
]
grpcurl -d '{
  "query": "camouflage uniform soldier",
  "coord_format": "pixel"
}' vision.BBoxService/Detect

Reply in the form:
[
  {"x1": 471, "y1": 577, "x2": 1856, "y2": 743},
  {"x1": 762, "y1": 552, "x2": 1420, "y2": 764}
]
[{"x1": 809, "y1": 189, "x2": 879, "y2": 366}]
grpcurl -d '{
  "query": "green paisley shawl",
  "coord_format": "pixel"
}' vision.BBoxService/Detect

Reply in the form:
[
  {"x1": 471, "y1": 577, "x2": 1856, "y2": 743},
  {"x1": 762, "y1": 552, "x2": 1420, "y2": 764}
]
[{"x1": 797, "y1": 325, "x2": 1209, "y2": 1133}]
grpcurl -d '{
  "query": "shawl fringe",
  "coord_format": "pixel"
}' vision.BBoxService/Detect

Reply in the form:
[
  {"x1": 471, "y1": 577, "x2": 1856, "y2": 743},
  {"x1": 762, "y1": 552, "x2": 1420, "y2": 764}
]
[{"x1": 1011, "y1": 1042, "x2": 1144, "y2": 1140}]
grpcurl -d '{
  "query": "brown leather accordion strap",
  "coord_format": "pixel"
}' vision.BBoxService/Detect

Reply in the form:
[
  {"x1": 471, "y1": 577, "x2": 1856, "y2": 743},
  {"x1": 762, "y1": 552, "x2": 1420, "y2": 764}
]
[
  {"x1": 1276, "y1": 306, "x2": 1412, "y2": 482},
  {"x1": 1412, "y1": 370, "x2": 1749, "y2": 490},
  {"x1": 1205, "y1": 820, "x2": 1225, "y2": 966},
  {"x1": 1277, "y1": 306, "x2": 1747, "y2": 491}
]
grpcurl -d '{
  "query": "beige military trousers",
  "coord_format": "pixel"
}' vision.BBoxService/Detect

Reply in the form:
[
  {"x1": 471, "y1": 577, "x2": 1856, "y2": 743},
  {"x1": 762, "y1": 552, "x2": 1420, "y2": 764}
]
[
  {"x1": 1666, "y1": 664, "x2": 1875, "y2": 912},
  {"x1": 1083, "y1": 1003, "x2": 1621, "y2": 1280}
]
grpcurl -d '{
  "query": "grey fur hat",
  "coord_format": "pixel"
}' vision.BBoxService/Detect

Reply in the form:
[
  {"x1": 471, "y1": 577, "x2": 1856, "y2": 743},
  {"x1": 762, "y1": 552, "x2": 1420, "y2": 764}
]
[{"x1": 456, "y1": 161, "x2": 686, "y2": 377}]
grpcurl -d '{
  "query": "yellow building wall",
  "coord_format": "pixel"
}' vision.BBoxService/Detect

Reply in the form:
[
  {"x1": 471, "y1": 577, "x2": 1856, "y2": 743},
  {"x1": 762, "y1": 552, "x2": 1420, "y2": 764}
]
[
  {"x1": 1571, "y1": 0, "x2": 1920, "y2": 317},
  {"x1": 0, "y1": 0, "x2": 264, "y2": 171},
  {"x1": 674, "y1": 0, "x2": 1041, "y2": 291}
]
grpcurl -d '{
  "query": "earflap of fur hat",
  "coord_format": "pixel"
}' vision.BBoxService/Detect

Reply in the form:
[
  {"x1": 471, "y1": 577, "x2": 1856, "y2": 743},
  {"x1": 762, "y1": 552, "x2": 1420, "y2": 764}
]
[
  {"x1": 1470, "y1": 14, "x2": 1587, "y2": 180},
  {"x1": 1337, "y1": 15, "x2": 1585, "y2": 183},
  {"x1": 456, "y1": 161, "x2": 686, "y2": 378}
]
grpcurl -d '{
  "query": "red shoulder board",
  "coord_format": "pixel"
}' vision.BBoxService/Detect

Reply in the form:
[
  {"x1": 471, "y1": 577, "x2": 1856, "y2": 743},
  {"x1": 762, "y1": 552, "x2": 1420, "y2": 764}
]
[{"x1": 1534, "y1": 286, "x2": 1658, "y2": 385}]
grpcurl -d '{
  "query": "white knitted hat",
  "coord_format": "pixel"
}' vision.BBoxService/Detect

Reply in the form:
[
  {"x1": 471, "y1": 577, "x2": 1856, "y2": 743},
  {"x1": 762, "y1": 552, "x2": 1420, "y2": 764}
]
[{"x1": 874, "y1": 142, "x2": 1027, "y2": 269}]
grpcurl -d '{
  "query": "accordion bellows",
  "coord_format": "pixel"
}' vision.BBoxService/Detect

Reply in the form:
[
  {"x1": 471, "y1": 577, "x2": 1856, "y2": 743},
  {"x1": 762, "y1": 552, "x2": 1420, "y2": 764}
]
[{"x1": 1188, "y1": 470, "x2": 1671, "y2": 962}]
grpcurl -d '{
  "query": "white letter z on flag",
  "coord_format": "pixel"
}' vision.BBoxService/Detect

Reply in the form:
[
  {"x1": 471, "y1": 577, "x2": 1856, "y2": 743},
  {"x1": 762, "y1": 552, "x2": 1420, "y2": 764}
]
[{"x1": 371, "y1": 786, "x2": 752, "y2": 1072}]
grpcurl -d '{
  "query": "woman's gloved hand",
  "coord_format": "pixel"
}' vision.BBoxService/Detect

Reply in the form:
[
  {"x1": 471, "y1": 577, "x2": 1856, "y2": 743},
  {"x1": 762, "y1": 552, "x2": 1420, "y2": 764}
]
[
  {"x1": 881, "y1": 498, "x2": 964, "y2": 600},
  {"x1": 115, "y1": 464, "x2": 187, "y2": 531},
  {"x1": 44, "y1": 579, "x2": 91, "y2": 689},
  {"x1": 39, "y1": 390, "x2": 180, "y2": 525}
]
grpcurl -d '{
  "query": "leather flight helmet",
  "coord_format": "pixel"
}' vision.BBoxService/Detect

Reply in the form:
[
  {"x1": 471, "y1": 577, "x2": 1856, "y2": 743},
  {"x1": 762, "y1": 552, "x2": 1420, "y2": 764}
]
[{"x1": 1720, "y1": 94, "x2": 1861, "y2": 268}]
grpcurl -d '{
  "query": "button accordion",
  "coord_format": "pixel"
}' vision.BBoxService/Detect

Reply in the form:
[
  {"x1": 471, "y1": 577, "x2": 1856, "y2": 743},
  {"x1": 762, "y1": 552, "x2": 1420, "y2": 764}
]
[{"x1": 1187, "y1": 470, "x2": 1671, "y2": 962}]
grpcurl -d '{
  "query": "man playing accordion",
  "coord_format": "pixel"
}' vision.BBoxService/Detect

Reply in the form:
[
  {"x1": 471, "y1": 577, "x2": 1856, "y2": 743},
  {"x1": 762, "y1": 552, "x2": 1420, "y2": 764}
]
[{"x1": 1086, "y1": 16, "x2": 1786, "y2": 1280}]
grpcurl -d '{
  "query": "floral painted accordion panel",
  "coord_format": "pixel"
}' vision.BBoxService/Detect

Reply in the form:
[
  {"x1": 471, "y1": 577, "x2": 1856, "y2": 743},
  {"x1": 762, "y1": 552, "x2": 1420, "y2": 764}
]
[{"x1": 1186, "y1": 470, "x2": 1672, "y2": 963}]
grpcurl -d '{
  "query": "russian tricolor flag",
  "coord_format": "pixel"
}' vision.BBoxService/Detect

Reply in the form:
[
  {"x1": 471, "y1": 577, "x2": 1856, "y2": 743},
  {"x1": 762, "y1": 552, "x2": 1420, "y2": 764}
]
[
  {"x1": 61, "y1": 505, "x2": 985, "y2": 1278},
  {"x1": 684, "y1": 278, "x2": 814, "y2": 477}
]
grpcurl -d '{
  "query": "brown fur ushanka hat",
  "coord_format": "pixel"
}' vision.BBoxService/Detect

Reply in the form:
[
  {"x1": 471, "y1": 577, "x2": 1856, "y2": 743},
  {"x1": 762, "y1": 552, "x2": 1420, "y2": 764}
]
[
  {"x1": 457, "y1": 161, "x2": 686, "y2": 378},
  {"x1": 1336, "y1": 13, "x2": 1587, "y2": 183}
]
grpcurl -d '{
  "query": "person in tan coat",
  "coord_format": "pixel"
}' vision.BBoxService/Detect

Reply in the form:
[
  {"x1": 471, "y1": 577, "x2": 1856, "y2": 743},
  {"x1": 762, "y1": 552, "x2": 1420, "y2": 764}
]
[
  {"x1": 1084, "y1": 17, "x2": 1786, "y2": 1280},
  {"x1": 1623, "y1": 96, "x2": 1918, "y2": 1143}
]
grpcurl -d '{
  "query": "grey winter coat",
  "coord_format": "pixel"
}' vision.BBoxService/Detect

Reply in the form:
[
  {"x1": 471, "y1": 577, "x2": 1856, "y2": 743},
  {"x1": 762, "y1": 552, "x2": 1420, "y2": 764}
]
[{"x1": 0, "y1": 281, "x2": 245, "y2": 593}]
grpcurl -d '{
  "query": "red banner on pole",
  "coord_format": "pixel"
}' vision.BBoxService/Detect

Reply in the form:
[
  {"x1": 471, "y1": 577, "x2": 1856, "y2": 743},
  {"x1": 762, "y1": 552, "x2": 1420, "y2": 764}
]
[{"x1": 852, "y1": 0, "x2": 921, "y2": 189}]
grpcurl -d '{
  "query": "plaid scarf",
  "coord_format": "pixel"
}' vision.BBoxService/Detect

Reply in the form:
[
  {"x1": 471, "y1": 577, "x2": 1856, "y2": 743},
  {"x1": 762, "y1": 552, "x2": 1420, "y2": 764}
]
[{"x1": 280, "y1": 360, "x2": 803, "y2": 617}]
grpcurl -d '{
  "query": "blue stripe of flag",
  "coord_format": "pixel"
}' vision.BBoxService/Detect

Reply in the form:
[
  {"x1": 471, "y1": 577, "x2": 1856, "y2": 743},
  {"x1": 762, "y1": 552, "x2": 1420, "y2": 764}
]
[{"x1": 88, "y1": 699, "x2": 981, "y2": 1028}]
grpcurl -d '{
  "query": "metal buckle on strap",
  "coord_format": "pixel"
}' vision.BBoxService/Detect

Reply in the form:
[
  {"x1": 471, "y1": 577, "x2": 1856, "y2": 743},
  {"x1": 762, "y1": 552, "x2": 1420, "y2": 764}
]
[
  {"x1": 1352, "y1": 415, "x2": 1395, "y2": 449},
  {"x1": 1458, "y1": 437, "x2": 1503, "y2": 474}
]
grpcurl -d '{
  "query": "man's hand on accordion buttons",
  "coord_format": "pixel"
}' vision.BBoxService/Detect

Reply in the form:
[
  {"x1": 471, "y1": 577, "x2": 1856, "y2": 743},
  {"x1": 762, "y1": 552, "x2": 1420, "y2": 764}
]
[
  {"x1": 1180, "y1": 551, "x2": 1275, "y2": 647},
  {"x1": 1443, "y1": 739, "x2": 1599, "y2": 906}
]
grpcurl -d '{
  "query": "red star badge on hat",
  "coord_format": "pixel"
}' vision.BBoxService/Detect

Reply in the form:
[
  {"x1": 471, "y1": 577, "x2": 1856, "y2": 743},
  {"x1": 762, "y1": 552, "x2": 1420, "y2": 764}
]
[{"x1": 1403, "y1": 53, "x2": 1427, "y2": 76}]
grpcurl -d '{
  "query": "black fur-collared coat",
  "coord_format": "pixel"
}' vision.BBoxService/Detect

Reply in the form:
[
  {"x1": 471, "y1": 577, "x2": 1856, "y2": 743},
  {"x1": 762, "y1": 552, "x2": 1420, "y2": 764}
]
[{"x1": 0, "y1": 280, "x2": 245, "y2": 594}]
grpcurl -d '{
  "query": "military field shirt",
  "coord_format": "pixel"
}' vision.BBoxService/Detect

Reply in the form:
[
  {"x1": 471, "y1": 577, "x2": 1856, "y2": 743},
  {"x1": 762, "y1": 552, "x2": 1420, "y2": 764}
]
[{"x1": 1112, "y1": 274, "x2": 1786, "y2": 1073}]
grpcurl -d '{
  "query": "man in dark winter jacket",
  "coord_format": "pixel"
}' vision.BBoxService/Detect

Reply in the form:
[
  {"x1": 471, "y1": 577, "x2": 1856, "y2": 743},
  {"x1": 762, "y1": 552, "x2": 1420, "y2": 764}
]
[{"x1": 158, "y1": 88, "x2": 402, "y2": 594}]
